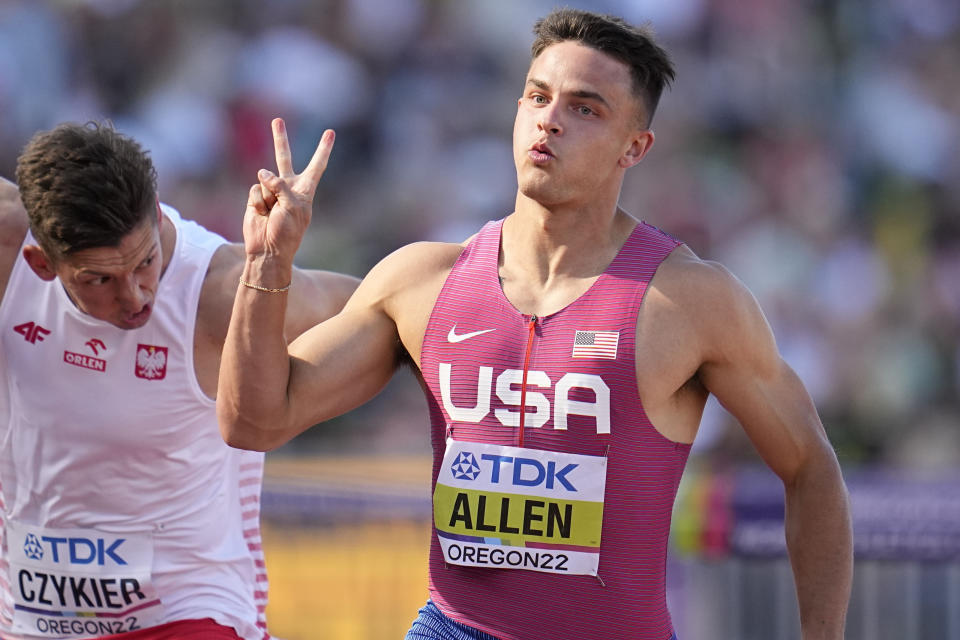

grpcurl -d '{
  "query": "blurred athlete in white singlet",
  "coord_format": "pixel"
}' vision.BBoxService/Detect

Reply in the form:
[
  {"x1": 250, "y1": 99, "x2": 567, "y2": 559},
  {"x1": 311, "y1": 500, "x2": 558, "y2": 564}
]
[{"x1": 0, "y1": 122, "x2": 357, "y2": 640}]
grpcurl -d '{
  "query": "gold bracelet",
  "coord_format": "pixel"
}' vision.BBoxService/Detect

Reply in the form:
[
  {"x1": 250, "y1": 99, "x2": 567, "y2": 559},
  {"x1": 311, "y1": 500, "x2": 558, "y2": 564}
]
[{"x1": 239, "y1": 278, "x2": 291, "y2": 293}]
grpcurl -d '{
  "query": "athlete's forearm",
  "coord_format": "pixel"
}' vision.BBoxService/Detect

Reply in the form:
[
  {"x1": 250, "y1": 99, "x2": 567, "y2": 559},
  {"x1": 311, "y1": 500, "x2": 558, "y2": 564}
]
[
  {"x1": 784, "y1": 447, "x2": 853, "y2": 640},
  {"x1": 217, "y1": 256, "x2": 297, "y2": 451}
]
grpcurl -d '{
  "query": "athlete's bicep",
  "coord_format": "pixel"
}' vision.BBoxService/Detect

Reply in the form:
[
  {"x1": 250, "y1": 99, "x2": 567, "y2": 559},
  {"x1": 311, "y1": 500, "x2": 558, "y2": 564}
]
[
  {"x1": 696, "y1": 266, "x2": 831, "y2": 481},
  {"x1": 279, "y1": 239, "x2": 461, "y2": 429},
  {"x1": 279, "y1": 243, "x2": 432, "y2": 426},
  {"x1": 283, "y1": 267, "x2": 361, "y2": 339},
  {"x1": 704, "y1": 352, "x2": 829, "y2": 481},
  {"x1": 285, "y1": 302, "x2": 401, "y2": 429}
]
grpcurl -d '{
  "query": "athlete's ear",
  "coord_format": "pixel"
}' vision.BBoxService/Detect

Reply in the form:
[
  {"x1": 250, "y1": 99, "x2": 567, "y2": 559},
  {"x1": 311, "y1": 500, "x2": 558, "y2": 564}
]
[
  {"x1": 156, "y1": 197, "x2": 163, "y2": 224},
  {"x1": 22, "y1": 245, "x2": 57, "y2": 281},
  {"x1": 618, "y1": 129, "x2": 655, "y2": 169}
]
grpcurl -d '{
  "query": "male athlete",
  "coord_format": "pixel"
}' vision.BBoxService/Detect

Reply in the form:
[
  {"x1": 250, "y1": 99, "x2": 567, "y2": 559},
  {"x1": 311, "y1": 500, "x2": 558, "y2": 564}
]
[
  {"x1": 218, "y1": 9, "x2": 853, "y2": 640},
  {"x1": 0, "y1": 122, "x2": 356, "y2": 639}
]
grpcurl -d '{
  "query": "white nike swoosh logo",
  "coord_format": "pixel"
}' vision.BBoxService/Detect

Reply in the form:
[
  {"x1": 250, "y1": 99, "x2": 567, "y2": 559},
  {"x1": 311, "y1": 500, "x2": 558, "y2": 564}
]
[{"x1": 447, "y1": 325, "x2": 496, "y2": 343}]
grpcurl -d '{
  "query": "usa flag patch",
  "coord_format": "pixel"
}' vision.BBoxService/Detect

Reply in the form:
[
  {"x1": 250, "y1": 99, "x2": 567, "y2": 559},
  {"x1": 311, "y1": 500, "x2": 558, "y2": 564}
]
[{"x1": 572, "y1": 330, "x2": 619, "y2": 359}]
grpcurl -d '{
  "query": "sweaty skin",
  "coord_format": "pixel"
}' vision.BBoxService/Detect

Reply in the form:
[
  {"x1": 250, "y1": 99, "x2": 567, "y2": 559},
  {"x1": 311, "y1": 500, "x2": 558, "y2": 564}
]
[{"x1": 219, "y1": 42, "x2": 852, "y2": 640}]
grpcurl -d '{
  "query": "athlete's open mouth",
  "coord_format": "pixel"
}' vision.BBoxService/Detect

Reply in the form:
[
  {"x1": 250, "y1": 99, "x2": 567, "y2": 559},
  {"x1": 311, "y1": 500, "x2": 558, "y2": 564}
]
[{"x1": 529, "y1": 141, "x2": 555, "y2": 164}]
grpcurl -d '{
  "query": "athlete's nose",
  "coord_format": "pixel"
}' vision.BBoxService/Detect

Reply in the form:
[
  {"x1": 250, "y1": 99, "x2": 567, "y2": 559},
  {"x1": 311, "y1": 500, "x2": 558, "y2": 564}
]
[
  {"x1": 116, "y1": 274, "x2": 148, "y2": 310},
  {"x1": 537, "y1": 104, "x2": 563, "y2": 135}
]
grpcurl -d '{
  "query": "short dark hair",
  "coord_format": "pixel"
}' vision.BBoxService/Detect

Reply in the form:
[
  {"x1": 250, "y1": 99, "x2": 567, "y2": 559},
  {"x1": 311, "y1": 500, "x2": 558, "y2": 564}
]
[
  {"x1": 15, "y1": 121, "x2": 158, "y2": 261},
  {"x1": 531, "y1": 8, "x2": 675, "y2": 126}
]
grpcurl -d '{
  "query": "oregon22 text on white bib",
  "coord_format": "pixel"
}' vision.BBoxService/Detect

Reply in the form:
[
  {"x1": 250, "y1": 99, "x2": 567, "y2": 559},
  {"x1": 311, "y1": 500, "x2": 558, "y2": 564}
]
[
  {"x1": 7, "y1": 522, "x2": 163, "y2": 638},
  {"x1": 434, "y1": 439, "x2": 607, "y2": 575}
]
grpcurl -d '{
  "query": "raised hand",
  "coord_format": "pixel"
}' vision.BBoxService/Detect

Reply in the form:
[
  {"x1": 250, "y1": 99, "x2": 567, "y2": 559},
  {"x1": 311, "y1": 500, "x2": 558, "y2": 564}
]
[{"x1": 243, "y1": 118, "x2": 335, "y2": 263}]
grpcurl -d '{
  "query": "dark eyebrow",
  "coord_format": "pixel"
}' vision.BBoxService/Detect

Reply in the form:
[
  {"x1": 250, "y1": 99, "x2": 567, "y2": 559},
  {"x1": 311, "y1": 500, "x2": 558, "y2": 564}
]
[
  {"x1": 527, "y1": 78, "x2": 550, "y2": 91},
  {"x1": 526, "y1": 77, "x2": 611, "y2": 110},
  {"x1": 75, "y1": 246, "x2": 158, "y2": 277}
]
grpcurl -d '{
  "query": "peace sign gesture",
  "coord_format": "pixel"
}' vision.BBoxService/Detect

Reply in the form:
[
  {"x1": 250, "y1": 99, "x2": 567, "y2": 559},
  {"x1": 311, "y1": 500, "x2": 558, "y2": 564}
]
[{"x1": 243, "y1": 118, "x2": 335, "y2": 264}]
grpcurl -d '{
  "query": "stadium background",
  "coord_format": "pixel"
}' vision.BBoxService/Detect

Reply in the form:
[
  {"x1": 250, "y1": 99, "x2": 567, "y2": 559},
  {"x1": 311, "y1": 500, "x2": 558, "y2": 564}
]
[{"x1": 1, "y1": 0, "x2": 958, "y2": 637}]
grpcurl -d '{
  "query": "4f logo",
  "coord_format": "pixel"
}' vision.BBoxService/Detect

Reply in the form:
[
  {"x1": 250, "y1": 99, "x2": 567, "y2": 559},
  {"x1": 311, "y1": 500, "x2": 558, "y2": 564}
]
[{"x1": 13, "y1": 321, "x2": 50, "y2": 344}]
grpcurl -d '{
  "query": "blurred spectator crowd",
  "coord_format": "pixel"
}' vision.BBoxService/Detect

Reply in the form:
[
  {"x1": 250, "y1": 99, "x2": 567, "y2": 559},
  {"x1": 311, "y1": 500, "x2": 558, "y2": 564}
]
[{"x1": 1, "y1": 0, "x2": 957, "y2": 468}]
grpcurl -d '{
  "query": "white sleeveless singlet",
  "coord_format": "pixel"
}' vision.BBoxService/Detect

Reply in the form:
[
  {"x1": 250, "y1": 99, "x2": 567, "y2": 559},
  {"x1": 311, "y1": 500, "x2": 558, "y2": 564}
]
[{"x1": 0, "y1": 205, "x2": 269, "y2": 640}]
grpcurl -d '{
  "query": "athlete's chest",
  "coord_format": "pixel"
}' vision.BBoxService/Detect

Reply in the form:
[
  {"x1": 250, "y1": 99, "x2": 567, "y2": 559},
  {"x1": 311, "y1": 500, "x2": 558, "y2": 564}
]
[
  {"x1": 3, "y1": 287, "x2": 203, "y2": 448},
  {"x1": 425, "y1": 298, "x2": 639, "y2": 446}
]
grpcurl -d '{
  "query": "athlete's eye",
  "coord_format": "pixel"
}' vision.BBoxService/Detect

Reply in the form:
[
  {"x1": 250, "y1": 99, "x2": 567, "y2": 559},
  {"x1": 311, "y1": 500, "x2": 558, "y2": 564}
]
[
  {"x1": 576, "y1": 105, "x2": 594, "y2": 116},
  {"x1": 532, "y1": 94, "x2": 548, "y2": 104}
]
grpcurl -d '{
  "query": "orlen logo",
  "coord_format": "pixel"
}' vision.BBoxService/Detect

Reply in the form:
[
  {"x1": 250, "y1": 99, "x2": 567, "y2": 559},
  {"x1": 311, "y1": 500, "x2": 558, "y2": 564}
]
[
  {"x1": 25, "y1": 534, "x2": 127, "y2": 566},
  {"x1": 85, "y1": 338, "x2": 105, "y2": 355},
  {"x1": 64, "y1": 350, "x2": 107, "y2": 372},
  {"x1": 439, "y1": 364, "x2": 611, "y2": 434}
]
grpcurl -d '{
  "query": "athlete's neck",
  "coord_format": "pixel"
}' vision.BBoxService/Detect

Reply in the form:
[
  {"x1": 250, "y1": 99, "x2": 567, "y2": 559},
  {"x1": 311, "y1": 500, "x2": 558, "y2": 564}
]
[
  {"x1": 504, "y1": 197, "x2": 635, "y2": 278},
  {"x1": 498, "y1": 201, "x2": 637, "y2": 316}
]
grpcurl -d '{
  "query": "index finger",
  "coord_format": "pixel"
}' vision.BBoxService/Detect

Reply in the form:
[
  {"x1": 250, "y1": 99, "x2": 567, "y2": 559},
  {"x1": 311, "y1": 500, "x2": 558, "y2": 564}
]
[
  {"x1": 302, "y1": 129, "x2": 336, "y2": 186},
  {"x1": 272, "y1": 118, "x2": 295, "y2": 179}
]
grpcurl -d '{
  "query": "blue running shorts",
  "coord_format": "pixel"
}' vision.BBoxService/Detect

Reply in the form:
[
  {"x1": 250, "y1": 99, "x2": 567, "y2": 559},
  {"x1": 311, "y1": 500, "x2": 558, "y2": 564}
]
[
  {"x1": 404, "y1": 600, "x2": 679, "y2": 640},
  {"x1": 405, "y1": 601, "x2": 500, "y2": 640}
]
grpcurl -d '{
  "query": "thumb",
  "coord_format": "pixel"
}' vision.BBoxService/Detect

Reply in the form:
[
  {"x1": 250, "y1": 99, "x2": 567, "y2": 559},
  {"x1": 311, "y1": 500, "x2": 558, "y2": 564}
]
[{"x1": 257, "y1": 168, "x2": 293, "y2": 202}]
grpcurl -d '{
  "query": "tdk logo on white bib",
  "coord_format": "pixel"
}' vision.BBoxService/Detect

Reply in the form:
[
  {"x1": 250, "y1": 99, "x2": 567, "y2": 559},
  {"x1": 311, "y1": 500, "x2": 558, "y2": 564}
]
[
  {"x1": 450, "y1": 452, "x2": 482, "y2": 480},
  {"x1": 451, "y1": 451, "x2": 579, "y2": 492},
  {"x1": 23, "y1": 532, "x2": 127, "y2": 565},
  {"x1": 439, "y1": 440, "x2": 602, "y2": 503},
  {"x1": 7, "y1": 521, "x2": 163, "y2": 637}
]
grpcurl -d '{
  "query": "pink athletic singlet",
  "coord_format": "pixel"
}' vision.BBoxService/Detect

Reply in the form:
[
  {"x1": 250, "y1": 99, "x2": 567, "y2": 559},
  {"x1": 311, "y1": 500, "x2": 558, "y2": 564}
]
[{"x1": 420, "y1": 219, "x2": 690, "y2": 640}]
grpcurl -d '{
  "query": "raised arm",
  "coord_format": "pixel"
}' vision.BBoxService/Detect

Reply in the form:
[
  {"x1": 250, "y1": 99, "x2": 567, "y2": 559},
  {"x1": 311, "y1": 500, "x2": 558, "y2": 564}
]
[
  {"x1": 693, "y1": 261, "x2": 853, "y2": 640},
  {"x1": 202, "y1": 241, "x2": 360, "y2": 343},
  {"x1": 0, "y1": 177, "x2": 28, "y2": 303},
  {"x1": 284, "y1": 266, "x2": 360, "y2": 338},
  {"x1": 216, "y1": 119, "x2": 398, "y2": 451}
]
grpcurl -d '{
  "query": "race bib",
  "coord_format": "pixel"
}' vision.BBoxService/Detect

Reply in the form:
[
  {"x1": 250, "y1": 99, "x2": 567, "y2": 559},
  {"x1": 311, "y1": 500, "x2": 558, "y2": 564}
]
[
  {"x1": 434, "y1": 438, "x2": 607, "y2": 575},
  {"x1": 6, "y1": 522, "x2": 163, "y2": 638}
]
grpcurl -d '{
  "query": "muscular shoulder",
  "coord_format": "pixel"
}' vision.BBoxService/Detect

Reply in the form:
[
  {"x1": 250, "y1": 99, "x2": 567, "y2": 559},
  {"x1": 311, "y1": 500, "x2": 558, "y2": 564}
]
[
  {"x1": 0, "y1": 178, "x2": 28, "y2": 300},
  {"x1": 344, "y1": 240, "x2": 464, "y2": 364},
  {"x1": 650, "y1": 245, "x2": 776, "y2": 369},
  {"x1": 653, "y1": 246, "x2": 754, "y2": 314},
  {"x1": 194, "y1": 242, "x2": 244, "y2": 346},
  {"x1": 350, "y1": 240, "x2": 465, "y2": 315}
]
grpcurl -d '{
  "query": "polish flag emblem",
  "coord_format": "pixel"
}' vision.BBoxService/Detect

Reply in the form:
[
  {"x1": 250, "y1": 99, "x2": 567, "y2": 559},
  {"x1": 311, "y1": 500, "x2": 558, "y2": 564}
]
[{"x1": 135, "y1": 344, "x2": 168, "y2": 380}]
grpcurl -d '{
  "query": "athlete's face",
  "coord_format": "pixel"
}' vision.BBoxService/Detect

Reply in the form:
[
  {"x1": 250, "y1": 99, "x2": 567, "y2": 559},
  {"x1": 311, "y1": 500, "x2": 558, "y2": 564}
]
[
  {"x1": 513, "y1": 41, "x2": 654, "y2": 207},
  {"x1": 32, "y1": 213, "x2": 164, "y2": 330}
]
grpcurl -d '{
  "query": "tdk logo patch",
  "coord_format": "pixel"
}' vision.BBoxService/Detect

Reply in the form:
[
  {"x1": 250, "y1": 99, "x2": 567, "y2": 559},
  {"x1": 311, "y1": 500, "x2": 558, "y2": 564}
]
[
  {"x1": 23, "y1": 533, "x2": 43, "y2": 560},
  {"x1": 24, "y1": 534, "x2": 127, "y2": 566},
  {"x1": 451, "y1": 452, "x2": 481, "y2": 480},
  {"x1": 449, "y1": 451, "x2": 580, "y2": 492},
  {"x1": 482, "y1": 455, "x2": 579, "y2": 491}
]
